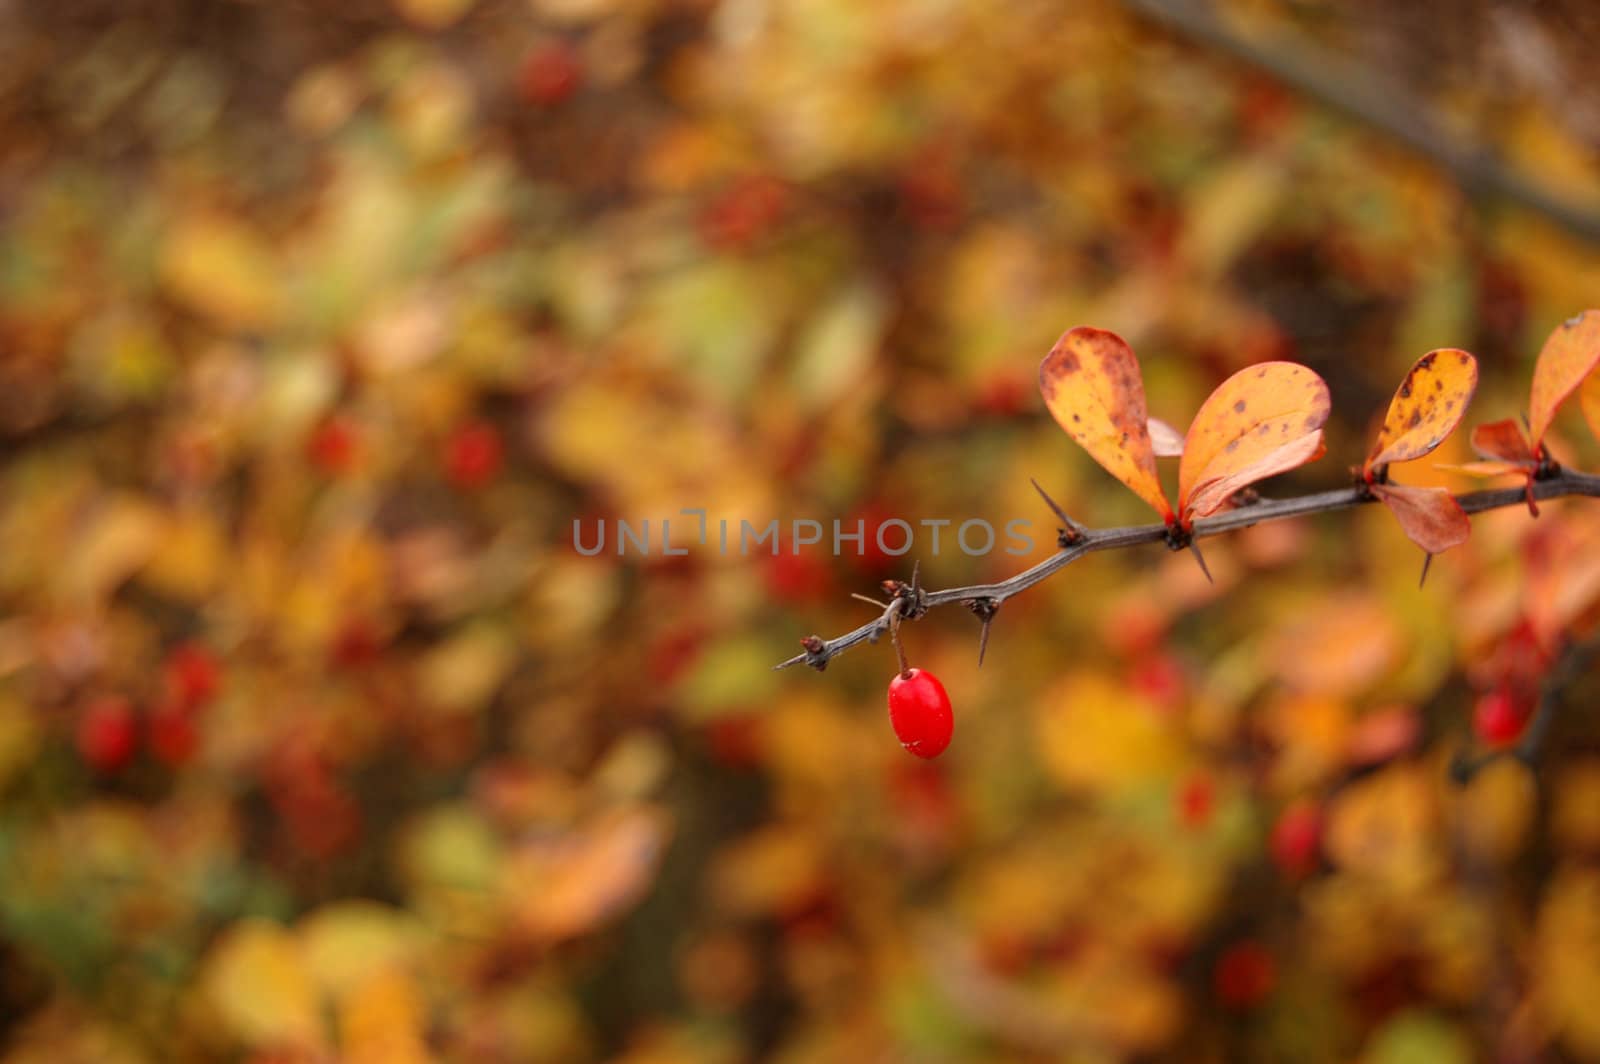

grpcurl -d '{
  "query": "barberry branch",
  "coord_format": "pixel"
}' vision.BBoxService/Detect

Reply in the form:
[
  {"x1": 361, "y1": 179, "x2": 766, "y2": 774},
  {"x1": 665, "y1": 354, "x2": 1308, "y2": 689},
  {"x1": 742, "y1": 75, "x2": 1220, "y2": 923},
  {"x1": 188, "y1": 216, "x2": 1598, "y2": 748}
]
[{"x1": 775, "y1": 469, "x2": 1600, "y2": 672}]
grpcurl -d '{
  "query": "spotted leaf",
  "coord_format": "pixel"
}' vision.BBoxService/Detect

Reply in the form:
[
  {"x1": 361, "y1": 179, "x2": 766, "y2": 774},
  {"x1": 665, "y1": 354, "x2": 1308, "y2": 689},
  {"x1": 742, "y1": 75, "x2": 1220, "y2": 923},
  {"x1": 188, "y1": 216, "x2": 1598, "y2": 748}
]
[
  {"x1": 1177, "y1": 362, "x2": 1331, "y2": 524},
  {"x1": 1363, "y1": 349, "x2": 1477, "y2": 478},
  {"x1": 1039, "y1": 327, "x2": 1174, "y2": 521}
]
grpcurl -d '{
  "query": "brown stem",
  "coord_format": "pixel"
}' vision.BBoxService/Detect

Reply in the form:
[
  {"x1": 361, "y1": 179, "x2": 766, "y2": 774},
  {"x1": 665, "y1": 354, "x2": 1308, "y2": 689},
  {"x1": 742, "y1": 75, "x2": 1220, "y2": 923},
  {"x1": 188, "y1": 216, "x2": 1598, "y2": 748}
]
[{"x1": 776, "y1": 469, "x2": 1600, "y2": 672}]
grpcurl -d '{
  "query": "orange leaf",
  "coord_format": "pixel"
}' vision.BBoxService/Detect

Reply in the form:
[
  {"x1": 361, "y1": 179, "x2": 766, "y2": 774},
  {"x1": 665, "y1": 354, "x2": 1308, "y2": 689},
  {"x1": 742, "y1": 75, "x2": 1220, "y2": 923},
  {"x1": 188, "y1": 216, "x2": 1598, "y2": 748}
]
[
  {"x1": 1530, "y1": 310, "x2": 1600, "y2": 445},
  {"x1": 1363, "y1": 349, "x2": 1477, "y2": 477},
  {"x1": 1470, "y1": 419, "x2": 1537, "y2": 466},
  {"x1": 1039, "y1": 328, "x2": 1174, "y2": 521},
  {"x1": 1582, "y1": 367, "x2": 1600, "y2": 445},
  {"x1": 1177, "y1": 362, "x2": 1330, "y2": 523},
  {"x1": 1371, "y1": 483, "x2": 1470, "y2": 554}
]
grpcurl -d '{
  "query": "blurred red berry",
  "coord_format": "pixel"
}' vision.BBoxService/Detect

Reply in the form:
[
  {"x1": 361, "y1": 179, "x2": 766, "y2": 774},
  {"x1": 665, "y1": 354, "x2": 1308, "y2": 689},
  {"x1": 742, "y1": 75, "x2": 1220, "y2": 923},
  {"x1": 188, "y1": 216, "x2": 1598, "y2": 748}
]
[
  {"x1": 519, "y1": 41, "x2": 583, "y2": 107},
  {"x1": 896, "y1": 145, "x2": 963, "y2": 229},
  {"x1": 329, "y1": 617, "x2": 383, "y2": 670},
  {"x1": 705, "y1": 715, "x2": 764, "y2": 769},
  {"x1": 445, "y1": 421, "x2": 504, "y2": 489},
  {"x1": 1269, "y1": 800, "x2": 1322, "y2": 880},
  {"x1": 762, "y1": 550, "x2": 833, "y2": 605},
  {"x1": 1214, "y1": 940, "x2": 1276, "y2": 1010},
  {"x1": 973, "y1": 371, "x2": 1030, "y2": 417},
  {"x1": 307, "y1": 416, "x2": 358, "y2": 476},
  {"x1": 1473, "y1": 688, "x2": 1531, "y2": 749},
  {"x1": 148, "y1": 703, "x2": 200, "y2": 766},
  {"x1": 77, "y1": 697, "x2": 138, "y2": 773},
  {"x1": 1177, "y1": 772, "x2": 1216, "y2": 829},
  {"x1": 1130, "y1": 651, "x2": 1185, "y2": 710},
  {"x1": 164, "y1": 641, "x2": 220, "y2": 710},
  {"x1": 698, "y1": 174, "x2": 789, "y2": 252}
]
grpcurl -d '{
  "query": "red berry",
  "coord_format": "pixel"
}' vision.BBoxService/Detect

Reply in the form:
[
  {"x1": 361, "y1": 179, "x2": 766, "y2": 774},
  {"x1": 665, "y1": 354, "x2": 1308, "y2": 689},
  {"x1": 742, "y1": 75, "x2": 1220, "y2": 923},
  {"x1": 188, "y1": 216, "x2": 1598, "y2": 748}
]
[
  {"x1": 445, "y1": 421, "x2": 504, "y2": 489},
  {"x1": 307, "y1": 417, "x2": 359, "y2": 476},
  {"x1": 1473, "y1": 688, "x2": 1530, "y2": 749},
  {"x1": 1269, "y1": 800, "x2": 1322, "y2": 880},
  {"x1": 329, "y1": 617, "x2": 383, "y2": 670},
  {"x1": 1176, "y1": 772, "x2": 1215, "y2": 828},
  {"x1": 148, "y1": 703, "x2": 200, "y2": 766},
  {"x1": 77, "y1": 696, "x2": 138, "y2": 773},
  {"x1": 887, "y1": 668, "x2": 954, "y2": 759},
  {"x1": 1214, "y1": 940, "x2": 1276, "y2": 1009},
  {"x1": 519, "y1": 42, "x2": 583, "y2": 107},
  {"x1": 164, "y1": 641, "x2": 220, "y2": 710},
  {"x1": 697, "y1": 175, "x2": 789, "y2": 252}
]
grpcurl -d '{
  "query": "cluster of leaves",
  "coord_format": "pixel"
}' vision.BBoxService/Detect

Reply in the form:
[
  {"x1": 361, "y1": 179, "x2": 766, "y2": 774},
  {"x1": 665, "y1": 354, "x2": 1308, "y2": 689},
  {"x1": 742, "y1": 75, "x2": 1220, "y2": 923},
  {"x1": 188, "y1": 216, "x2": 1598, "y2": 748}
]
[
  {"x1": 2, "y1": 1, "x2": 1600, "y2": 1063},
  {"x1": 1040, "y1": 310, "x2": 1600, "y2": 559}
]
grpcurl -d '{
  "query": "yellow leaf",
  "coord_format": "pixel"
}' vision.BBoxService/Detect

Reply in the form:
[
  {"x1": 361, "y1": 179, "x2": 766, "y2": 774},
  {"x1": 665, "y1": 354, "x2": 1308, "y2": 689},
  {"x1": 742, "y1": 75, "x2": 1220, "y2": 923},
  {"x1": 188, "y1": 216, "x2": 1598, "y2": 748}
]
[
  {"x1": 1038, "y1": 327, "x2": 1173, "y2": 522},
  {"x1": 299, "y1": 903, "x2": 424, "y2": 1000},
  {"x1": 160, "y1": 212, "x2": 281, "y2": 329},
  {"x1": 1177, "y1": 362, "x2": 1330, "y2": 523},
  {"x1": 507, "y1": 807, "x2": 670, "y2": 942},
  {"x1": 1529, "y1": 309, "x2": 1600, "y2": 445},
  {"x1": 1364, "y1": 349, "x2": 1478, "y2": 474},
  {"x1": 1536, "y1": 870, "x2": 1600, "y2": 1059},
  {"x1": 418, "y1": 622, "x2": 517, "y2": 715},
  {"x1": 64, "y1": 497, "x2": 163, "y2": 605},
  {"x1": 339, "y1": 969, "x2": 432, "y2": 1064},
  {"x1": 202, "y1": 919, "x2": 322, "y2": 1049},
  {"x1": 1035, "y1": 670, "x2": 1180, "y2": 794}
]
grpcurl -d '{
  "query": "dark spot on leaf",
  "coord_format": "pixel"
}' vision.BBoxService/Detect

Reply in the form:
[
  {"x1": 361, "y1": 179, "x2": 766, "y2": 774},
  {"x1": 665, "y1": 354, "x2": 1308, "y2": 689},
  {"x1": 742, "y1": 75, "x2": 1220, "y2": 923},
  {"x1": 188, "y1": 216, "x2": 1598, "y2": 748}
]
[
  {"x1": 1407, "y1": 410, "x2": 1422, "y2": 429},
  {"x1": 1072, "y1": 413, "x2": 1081, "y2": 423},
  {"x1": 1458, "y1": 351, "x2": 1471, "y2": 365},
  {"x1": 1053, "y1": 350, "x2": 1081, "y2": 374},
  {"x1": 1226, "y1": 438, "x2": 1240, "y2": 453},
  {"x1": 1399, "y1": 381, "x2": 1412, "y2": 399},
  {"x1": 1418, "y1": 353, "x2": 1436, "y2": 370},
  {"x1": 1233, "y1": 399, "x2": 1246, "y2": 413}
]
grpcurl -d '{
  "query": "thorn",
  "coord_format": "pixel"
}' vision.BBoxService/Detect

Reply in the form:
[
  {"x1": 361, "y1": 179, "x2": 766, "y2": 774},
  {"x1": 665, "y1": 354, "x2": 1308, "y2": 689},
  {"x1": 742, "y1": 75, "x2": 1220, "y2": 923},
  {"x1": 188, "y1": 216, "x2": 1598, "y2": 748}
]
[
  {"x1": 1418, "y1": 552, "x2": 1433, "y2": 589},
  {"x1": 1188, "y1": 540, "x2": 1213, "y2": 584},
  {"x1": 1525, "y1": 480, "x2": 1540, "y2": 518},
  {"x1": 1030, "y1": 478, "x2": 1085, "y2": 543},
  {"x1": 963, "y1": 598, "x2": 999, "y2": 667},
  {"x1": 851, "y1": 593, "x2": 889, "y2": 609}
]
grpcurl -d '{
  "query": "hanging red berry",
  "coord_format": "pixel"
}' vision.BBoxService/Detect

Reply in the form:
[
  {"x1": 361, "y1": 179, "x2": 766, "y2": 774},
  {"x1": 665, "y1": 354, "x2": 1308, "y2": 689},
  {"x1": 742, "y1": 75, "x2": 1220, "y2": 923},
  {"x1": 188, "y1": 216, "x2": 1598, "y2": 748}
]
[
  {"x1": 1473, "y1": 687, "x2": 1530, "y2": 749},
  {"x1": 77, "y1": 696, "x2": 138, "y2": 774},
  {"x1": 887, "y1": 668, "x2": 953, "y2": 759}
]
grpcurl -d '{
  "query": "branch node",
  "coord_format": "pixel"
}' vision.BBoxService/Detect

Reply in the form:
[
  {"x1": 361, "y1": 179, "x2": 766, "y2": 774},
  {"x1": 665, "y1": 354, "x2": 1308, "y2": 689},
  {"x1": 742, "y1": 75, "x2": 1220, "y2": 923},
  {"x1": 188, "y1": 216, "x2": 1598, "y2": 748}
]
[
  {"x1": 1030, "y1": 478, "x2": 1087, "y2": 545},
  {"x1": 798, "y1": 635, "x2": 829, "y2": 672}
]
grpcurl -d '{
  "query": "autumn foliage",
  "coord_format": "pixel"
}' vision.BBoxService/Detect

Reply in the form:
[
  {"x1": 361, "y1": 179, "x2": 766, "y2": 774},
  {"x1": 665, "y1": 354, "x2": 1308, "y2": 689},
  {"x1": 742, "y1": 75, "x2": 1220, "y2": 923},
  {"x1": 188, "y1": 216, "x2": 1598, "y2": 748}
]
[{"x1": 6, "y1": 2, "x2": 1600, "y2": 1063}]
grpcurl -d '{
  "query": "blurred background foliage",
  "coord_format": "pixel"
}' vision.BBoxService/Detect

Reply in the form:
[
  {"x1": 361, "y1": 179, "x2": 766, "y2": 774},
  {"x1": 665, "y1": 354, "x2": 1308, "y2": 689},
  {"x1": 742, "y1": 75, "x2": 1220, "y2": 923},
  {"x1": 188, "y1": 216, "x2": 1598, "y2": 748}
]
[{"x1": 3, "y1": 0, "x2": 1600, "y2": 1060}]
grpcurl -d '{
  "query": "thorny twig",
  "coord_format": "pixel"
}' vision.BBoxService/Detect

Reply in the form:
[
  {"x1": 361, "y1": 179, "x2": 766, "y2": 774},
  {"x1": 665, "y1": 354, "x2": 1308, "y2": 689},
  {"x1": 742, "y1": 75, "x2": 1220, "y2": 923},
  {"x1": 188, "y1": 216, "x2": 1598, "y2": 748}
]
[{"x1": 776, "y1": 469, "x2": 1600, "y2": 672}]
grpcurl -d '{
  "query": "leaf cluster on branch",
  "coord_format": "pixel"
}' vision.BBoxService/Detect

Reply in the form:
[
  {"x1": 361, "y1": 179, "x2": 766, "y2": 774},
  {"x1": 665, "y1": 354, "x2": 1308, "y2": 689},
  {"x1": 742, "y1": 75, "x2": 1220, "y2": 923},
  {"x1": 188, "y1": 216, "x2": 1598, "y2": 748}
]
[{"x1": 778, "y1": 311, "x2": 1600, "y2": 674}]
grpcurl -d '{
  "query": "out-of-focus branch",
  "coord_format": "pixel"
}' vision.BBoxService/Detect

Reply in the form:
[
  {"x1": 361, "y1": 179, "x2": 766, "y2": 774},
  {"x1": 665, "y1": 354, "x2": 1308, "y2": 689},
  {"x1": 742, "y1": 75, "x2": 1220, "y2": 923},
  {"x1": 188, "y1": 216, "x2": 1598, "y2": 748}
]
[
  {"x1": 775, "y1": 469, "x2": 1600, "y2": 672},
  {"x1": 1121, "y1": 0, "x2": 1600, "y2": 244}
]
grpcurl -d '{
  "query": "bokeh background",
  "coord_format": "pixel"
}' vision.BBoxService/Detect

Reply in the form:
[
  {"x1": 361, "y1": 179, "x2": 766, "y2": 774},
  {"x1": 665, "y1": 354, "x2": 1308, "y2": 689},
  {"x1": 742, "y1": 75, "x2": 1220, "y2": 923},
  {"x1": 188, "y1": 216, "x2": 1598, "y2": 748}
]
[{"x1": 4, "y1": 1, "x2": 1600, "y2": 1060}]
